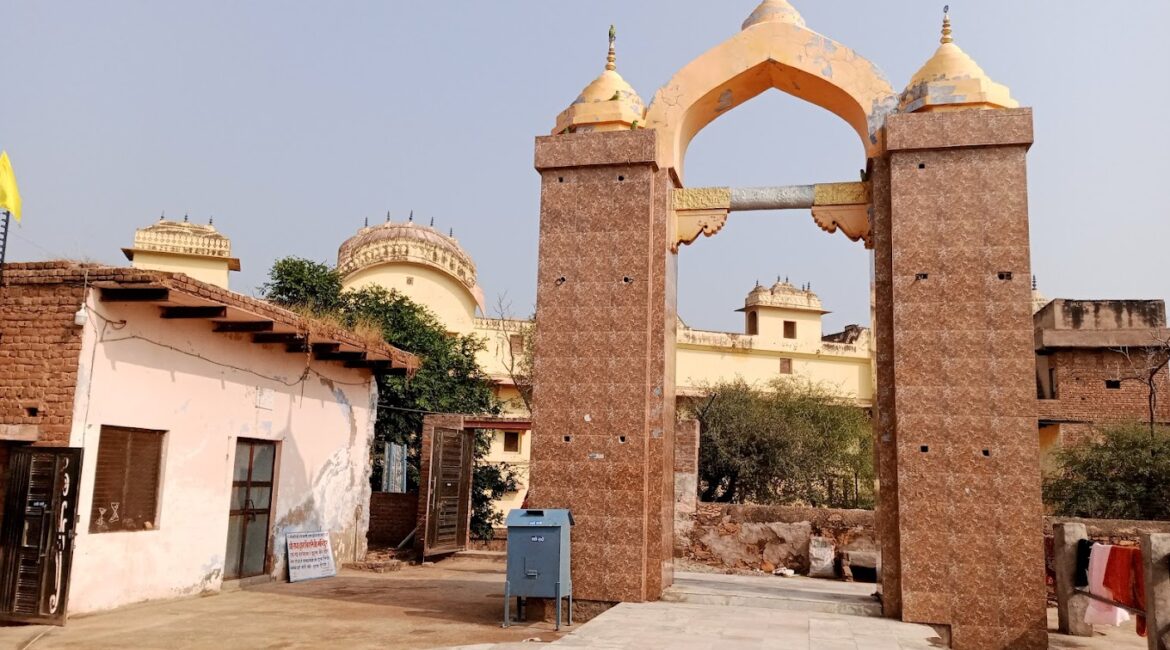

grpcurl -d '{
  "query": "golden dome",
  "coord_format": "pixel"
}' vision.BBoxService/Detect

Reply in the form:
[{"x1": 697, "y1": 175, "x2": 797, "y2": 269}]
[
  {"x1": 900, "y1": 10, "x2": 1017, "y2": 113},
  {"x1": 337, "y1": 219, "x2": 478, "y2": 293},
  {"x1": 742, "y1": 0, "x2": 806, "y2": 30},
  {"x1": 554, "y1": 26, "x2": 645, "y2": 134}
]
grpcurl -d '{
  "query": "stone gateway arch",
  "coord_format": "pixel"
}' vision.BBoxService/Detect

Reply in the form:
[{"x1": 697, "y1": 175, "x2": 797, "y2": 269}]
[{"x1": 527, "y1": 3, "x2": 1045, "y2": 648}]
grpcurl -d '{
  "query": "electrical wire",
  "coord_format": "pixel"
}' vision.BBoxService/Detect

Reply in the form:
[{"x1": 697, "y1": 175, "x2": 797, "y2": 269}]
[{"x1": 89, "y1": 307, "x2": 370, "y2": 388}]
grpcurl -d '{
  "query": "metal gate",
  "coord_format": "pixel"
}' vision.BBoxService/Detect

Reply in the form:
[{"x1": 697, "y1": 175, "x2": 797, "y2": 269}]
[
  {"x1": 424, "y1": 428, "x2": 472, "y2": 556},
  {"x1": 0, "y1": 447, "x2": 84, "y2": 625}
]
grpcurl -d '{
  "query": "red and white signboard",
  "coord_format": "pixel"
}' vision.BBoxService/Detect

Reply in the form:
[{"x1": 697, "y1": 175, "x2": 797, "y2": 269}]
[{"x1": 286, "y1": 531, "x2": 337, "y2": 583}]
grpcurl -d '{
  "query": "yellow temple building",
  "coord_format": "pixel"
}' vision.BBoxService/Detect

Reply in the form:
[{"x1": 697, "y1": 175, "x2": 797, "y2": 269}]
[
  {"x1": 122, "y1": 216, "x2": 240, "y2": 289},
  {"x1": 124, "y1": 215, "x2": 876, "y2": 516},
  {"x1": 332, "y1": 219, "x2": 875, "y2": 515}
]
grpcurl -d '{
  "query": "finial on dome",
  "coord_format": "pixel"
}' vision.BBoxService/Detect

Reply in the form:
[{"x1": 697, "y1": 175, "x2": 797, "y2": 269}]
[
  {"x1": 183, "y1": 214, "x2": 188, "y2": 222},
  {"x1": 386, "y1": 211, "x2": 391, "y2": 223},
  {"x1": 1032, "y1": 275, "x2": 1038, "y2": 291},
  {"x1": 449, "y1": 227, "x2": 454, "y2": 237},
  {"x1": 606, "y1": 25, "x2": 617, "y2": 72},
  {"x1": 743, "y1": 0, "x2": 806, "y2": 30},
  {"x1": 430, "y1": 216, "x2": 435, "y2": 227},
  {"x1": 209, "y1": 216, "x2": 214, "y2": 226},
  {"x1": 552, "y1": 24, "x2": 645, "y2": 134},
  {"x1": 408, "y1": 211, "x2": 414, "y2": 222},
  {"x1": 899, "y1": 4, "x2": 1018, "y2": 113},
  {"x1": 159, "y1": 211, "x2": 165, "y2": 221}
]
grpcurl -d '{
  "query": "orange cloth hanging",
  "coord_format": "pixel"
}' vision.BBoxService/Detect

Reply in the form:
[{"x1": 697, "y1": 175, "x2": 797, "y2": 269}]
[{"x1": 1102, "y1": 545, "x2": 1146, "y2": 637}]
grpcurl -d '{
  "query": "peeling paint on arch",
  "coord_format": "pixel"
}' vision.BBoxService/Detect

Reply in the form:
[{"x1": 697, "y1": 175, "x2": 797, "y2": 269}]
[{"x1": 643, "y1": 20, "x2": 897, "y2": 178}]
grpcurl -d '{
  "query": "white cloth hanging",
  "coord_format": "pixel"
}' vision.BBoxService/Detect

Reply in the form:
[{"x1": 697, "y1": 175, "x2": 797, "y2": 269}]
[{"x1": 1084, "y1": 543, "x2": 1130, "y2": 627}]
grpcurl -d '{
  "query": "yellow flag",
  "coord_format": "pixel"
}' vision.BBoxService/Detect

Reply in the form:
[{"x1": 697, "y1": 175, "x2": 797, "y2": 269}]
[{"x1": 0, "y1": 151, "x2": 23, "y2": 223}]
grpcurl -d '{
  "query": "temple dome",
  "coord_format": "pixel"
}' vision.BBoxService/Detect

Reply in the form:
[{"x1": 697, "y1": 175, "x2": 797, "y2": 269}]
[
  {"x1": 745, "y1": 278, "x2": 826, "y2": 313},
  {"x1": 554, "y1": 26, "x2": 645, "y2": 134},
  {"x1": 337, "y1": 220, "x2": 479, "y2": 295},
  {"x1": 900, "y1": 11, "x2": 1017, "y2": 113},
  {"x1": 742, "y1": 0, "x2": 806, "y2": 30}
]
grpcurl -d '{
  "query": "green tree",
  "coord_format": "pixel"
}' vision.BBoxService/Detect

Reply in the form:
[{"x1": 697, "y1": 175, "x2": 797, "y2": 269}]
[
  {"x1": 1043, "y1": 423, "x2": 1170, "y2": 521},
  {"x1": 685, "y1": 379, "x2": 874, "y2": 508},
  {"x1": 259, "y1": 257, "x2": 344, "y2": 313},
  {"x1": 262, "y1": 257, "x2": 518, "y2": 539}
]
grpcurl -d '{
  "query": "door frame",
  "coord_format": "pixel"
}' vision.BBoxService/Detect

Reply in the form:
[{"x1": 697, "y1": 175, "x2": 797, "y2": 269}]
[{"x1": 225, "y1": 438, "x2": 278, "y2": 581}]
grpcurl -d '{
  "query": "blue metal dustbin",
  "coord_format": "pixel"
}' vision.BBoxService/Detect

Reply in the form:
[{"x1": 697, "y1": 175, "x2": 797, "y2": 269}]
[{"x1": 503, "y1": 509, "x2": 574, "y2": 630}]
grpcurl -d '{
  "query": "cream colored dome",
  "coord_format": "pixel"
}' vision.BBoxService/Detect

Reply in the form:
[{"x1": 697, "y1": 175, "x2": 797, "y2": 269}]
[
  {"x1": 742, "y1": 0, "x2": 806, "y2": 30},
  {"x1": 900, "y1": 11, "x2": 1017, "y2": 113},
  {"x1": 337, "y1": 220, "x2": 478, "y2": 292},
  {"x1": 746, "y1": 279, "x2": 826, "y2": 313},
  {"x1": 554, "y1": 26, "x2": 645, "y2": 134}
]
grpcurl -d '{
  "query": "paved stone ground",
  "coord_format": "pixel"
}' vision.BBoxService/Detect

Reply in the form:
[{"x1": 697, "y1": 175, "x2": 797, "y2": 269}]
[
  {"x1": 0, "y1": 558, "x2": 1147, "y2": 649},
  {"x1": 458, "y1": 602, "x2": 1150, "y2": 649},
  {"x1": 0, "y1": 557, "x2": 562, "y2": 650},
  {"x1": 457, "y1": 601, "x2": 944, "y2": 649},
  {"x1": 453, "y1": 571, "x2": 1148, "y2": 650}
]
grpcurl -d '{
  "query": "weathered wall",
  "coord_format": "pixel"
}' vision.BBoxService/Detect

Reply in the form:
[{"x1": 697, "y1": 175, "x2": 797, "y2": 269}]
[
  {"x1": 681, "y1": 505, "x2": 1170, "y2": 594},
  {"x1": 0, "y1": 263, "x2": 92, "y2": 447},
  {"x1": 673, "y1": 419, "x2": 700, "y2": 558},
  {"x1": 67, "y1": 295, "x2": 377, "y2": 614},
  {"x1": 1038, "y1": 349, "x2": 1170, "y2": 428},
  {"x1": 1035, "y1": 300, "x2": 1166, "y2": 333},
  {"x1": 682, "y1": 503, "x2": 877, "y2": 574},
  {"x1": 368, "y1": 492, "x2": 419, "y2": 547}
]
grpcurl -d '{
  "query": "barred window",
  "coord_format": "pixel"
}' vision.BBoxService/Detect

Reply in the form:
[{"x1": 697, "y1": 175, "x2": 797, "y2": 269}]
[
  {"x1": 509, "y1": 335, "x2": 524, "y2": 357},
  {"x1": 89, "y1": 427, "x2": 164, "y2": 534}
]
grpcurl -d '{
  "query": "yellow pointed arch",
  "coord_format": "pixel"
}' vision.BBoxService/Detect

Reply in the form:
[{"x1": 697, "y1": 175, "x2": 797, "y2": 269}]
[{"x1": 644, "y1": 20, "x2": 898, "y2": 179}]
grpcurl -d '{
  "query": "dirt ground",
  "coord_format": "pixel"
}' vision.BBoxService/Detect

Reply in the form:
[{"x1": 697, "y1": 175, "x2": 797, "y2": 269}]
[{"x1": 0, "y1": 556, "x2": 564, "y2": 650}]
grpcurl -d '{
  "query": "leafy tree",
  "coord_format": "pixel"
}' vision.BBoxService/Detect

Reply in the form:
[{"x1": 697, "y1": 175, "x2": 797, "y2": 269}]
[
  {"x1": 262, "y1": 256, "x2": 517, "y2": 539},
  {"x1": 1043, "y1": 423, "x2": 1170, "y2": 521},
  {"x1": 685, "y1": 379, "x2": 874, "y2": 508},
  {"x1": 259, "y1": 257, "x2": 344, "y2": 313}
]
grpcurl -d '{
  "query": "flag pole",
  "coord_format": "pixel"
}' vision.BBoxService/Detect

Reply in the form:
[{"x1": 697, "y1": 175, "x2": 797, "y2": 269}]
[{"x1": 0, "y1": 209, "x2": 9, "y2": 288}]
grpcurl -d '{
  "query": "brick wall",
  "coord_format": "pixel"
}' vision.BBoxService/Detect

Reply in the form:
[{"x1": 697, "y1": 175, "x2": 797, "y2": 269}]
[
  {"x1": 1040, "y1": 348, "x2": 1170, "y2": 433},
  {"x1": 367, "y1": 492, "x2": 419, "y2": 547},
  {"x1": 0, "y1": 263, "x2": 96, "y2": 448}
]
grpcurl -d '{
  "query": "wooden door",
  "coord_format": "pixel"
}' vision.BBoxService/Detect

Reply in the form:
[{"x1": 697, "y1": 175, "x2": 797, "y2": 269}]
[{"x1": 424, "y1": 428, "x2": 472, "y2": 556}]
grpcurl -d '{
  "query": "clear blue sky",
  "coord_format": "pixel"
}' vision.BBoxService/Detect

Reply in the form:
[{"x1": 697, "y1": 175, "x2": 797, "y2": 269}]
[{"x1": 3, "y1": 1, "x2": 1168, "y2": 333}]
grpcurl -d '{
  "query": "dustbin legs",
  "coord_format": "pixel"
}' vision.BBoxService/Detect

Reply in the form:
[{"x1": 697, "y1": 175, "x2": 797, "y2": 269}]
[
  {"x1": 555, "y1": 582, "x2": 562, "y2": 631},
  {"x1": 503, "y1": 580, "x2": 511, "y2": 628}
]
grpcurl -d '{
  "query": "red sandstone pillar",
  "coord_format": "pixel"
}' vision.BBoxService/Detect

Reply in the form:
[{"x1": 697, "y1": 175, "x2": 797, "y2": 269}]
[
  {"x1": 528, "y1": 129, "x2": 676, "y2": 604},
  {"x1": 875, "y1": 108, "x2": 1047, "y2": 648}
]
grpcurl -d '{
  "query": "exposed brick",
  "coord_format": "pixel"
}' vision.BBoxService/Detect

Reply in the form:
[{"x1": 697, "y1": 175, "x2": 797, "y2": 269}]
[{"x1": 367, "y1": 492, "x2": 419, "y2": 547}]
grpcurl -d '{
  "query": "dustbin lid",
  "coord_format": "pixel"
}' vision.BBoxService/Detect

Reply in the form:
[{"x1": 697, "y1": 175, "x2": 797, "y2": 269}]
[{"x1": 506, "y1": 508, "x2": 574, "y2": 527}]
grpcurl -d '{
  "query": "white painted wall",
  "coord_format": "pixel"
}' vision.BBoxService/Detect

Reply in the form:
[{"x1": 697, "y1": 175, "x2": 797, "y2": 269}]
[{"x1": 66, "y1": 293, "x2": 378, "y2": 614}]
